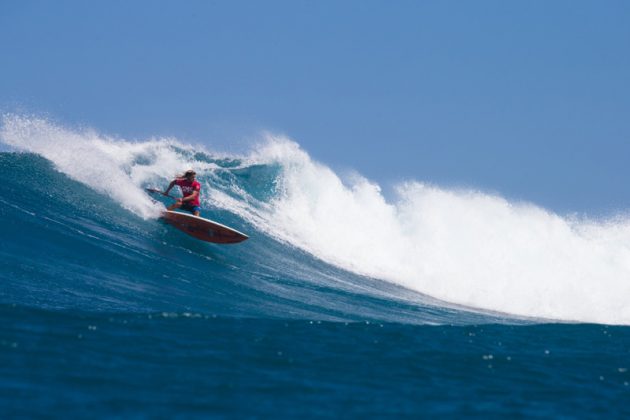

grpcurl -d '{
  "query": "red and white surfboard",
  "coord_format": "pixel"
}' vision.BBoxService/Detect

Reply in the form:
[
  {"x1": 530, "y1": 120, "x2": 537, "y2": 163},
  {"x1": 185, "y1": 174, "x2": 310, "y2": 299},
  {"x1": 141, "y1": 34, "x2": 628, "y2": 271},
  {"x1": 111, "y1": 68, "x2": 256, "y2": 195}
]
[{"x1": 161, "y1": 211, "x2": 249, "y2": 244}]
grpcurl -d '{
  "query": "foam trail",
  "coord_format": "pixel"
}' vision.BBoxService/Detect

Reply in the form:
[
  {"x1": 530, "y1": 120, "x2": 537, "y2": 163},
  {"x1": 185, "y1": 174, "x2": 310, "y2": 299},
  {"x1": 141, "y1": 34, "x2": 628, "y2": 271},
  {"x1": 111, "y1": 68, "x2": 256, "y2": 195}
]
[{"x1": 1, "y1": 115, "x2": 235, "y2": 219}]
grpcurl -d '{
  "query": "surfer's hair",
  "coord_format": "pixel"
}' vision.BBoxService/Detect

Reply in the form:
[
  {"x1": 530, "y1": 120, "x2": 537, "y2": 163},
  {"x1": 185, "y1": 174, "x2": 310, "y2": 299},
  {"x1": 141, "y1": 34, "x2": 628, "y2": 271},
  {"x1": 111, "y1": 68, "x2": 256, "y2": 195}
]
[{"x1": 177, "y1": 169, "x2": 196, "y2": 178}]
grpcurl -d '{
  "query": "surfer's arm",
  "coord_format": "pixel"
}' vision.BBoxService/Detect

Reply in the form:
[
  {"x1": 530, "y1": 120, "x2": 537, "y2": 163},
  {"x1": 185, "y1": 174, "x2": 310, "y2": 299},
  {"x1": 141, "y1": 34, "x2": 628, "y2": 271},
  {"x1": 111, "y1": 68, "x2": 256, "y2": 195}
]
[
  {"x1": 164, "y1": 180, "x2": 177, "y2": 196},
  {"x1": 181, "y1": 190, "x2": 199, "y2": 203}
]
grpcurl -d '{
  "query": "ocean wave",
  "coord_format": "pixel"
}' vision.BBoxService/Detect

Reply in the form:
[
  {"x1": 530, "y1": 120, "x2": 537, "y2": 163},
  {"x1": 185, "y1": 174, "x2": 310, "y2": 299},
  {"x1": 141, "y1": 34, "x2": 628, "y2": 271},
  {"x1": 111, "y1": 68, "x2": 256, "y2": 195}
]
[{"x1": 2, "y1": 114, "x2": 629, "y2": 325}]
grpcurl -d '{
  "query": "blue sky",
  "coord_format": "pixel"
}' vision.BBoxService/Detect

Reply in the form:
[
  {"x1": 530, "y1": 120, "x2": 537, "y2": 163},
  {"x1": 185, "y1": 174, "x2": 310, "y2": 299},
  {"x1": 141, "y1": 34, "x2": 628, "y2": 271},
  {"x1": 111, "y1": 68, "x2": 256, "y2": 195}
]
[{"x1": 1, "y1": 0, "x2": 629, "y2": 213}]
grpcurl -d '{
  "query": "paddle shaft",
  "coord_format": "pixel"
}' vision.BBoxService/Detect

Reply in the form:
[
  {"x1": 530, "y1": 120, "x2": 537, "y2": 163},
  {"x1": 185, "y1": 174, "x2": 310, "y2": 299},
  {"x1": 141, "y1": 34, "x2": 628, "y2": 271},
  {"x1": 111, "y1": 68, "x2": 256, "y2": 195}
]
[{"x1": 145, "y1": 188, "x2": 179, "y2": 201}]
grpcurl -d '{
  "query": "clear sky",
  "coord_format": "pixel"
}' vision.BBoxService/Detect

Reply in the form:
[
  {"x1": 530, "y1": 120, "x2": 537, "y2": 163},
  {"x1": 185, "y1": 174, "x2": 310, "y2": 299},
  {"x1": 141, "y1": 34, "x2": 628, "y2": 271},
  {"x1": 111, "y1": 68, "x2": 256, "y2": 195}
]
[{"x1": 1, "y1": 0, "x2": 629, "y2": 214}]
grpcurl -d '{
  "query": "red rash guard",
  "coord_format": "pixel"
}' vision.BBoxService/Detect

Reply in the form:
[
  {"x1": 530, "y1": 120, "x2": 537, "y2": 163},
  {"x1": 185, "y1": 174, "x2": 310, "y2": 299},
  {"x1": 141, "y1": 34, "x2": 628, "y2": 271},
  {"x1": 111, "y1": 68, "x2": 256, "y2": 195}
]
[{"x1": 175, "y1": 179, "x2": 201, "y2": 206}]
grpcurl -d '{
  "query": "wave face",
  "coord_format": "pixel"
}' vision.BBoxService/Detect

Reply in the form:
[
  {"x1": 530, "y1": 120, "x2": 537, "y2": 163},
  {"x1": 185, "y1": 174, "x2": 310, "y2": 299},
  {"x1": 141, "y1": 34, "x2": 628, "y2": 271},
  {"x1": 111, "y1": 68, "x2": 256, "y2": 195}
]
[{"x1": 2, "y1": 115, "x2": 630, "y2": 325}]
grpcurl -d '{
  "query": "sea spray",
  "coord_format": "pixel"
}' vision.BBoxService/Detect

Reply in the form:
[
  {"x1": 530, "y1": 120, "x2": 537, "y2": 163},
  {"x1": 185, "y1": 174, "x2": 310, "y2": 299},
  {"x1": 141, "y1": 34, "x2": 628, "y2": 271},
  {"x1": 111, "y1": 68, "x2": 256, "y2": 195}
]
[{"x1": 250, "y1": 139, "x2": 630, "y2": 324}]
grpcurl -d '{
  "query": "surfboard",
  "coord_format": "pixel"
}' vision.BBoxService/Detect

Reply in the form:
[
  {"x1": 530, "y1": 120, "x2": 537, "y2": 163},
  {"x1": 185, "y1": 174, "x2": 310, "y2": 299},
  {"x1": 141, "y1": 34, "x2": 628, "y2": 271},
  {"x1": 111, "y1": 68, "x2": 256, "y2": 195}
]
[{"x1": 160, "y1": 210, "x2": 249, "y2": 244}]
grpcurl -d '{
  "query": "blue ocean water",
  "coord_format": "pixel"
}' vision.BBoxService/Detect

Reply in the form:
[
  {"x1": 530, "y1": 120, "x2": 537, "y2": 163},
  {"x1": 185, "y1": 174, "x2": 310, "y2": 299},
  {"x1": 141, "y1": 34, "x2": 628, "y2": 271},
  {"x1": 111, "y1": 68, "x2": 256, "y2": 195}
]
[{"x1": 2, "y1": 117, "x2": 630, "y2": 417}]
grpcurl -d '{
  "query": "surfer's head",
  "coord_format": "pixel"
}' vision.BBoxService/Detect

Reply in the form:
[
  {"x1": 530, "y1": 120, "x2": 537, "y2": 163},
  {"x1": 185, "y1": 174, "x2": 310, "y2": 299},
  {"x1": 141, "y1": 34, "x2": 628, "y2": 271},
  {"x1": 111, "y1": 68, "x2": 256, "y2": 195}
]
[{"x1": 184, "y1": 169, "x2": 196, "y2": 180}]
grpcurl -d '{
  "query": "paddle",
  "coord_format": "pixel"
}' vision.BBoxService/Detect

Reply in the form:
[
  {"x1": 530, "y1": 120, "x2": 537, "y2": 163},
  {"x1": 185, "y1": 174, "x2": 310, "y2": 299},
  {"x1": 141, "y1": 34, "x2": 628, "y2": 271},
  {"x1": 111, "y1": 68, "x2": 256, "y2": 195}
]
[{"x1": 145, "y1": 188, "x2": 179, "y2": 201}]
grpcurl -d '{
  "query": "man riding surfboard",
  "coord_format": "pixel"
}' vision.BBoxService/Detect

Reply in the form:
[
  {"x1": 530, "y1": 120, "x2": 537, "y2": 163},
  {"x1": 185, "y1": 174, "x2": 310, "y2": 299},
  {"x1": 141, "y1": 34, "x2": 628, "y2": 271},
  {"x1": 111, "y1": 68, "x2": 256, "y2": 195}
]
[
  {"x1": 164, "y1": 169, "x2": 201, "y2": 216},
  {"x1": 146, "y1": 169, "x2": 248, "y2": 243}
]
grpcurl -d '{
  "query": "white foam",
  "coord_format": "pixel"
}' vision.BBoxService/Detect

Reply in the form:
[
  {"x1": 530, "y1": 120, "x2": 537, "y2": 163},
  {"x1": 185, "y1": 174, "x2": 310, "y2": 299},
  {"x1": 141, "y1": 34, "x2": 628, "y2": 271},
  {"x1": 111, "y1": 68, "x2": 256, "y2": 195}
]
[
  {"x1": 250, "y1": 137, "x2": 630, "y2": 325},
  {"x1": 0, "y1": 115, "x2": 233, "y2": 219}
]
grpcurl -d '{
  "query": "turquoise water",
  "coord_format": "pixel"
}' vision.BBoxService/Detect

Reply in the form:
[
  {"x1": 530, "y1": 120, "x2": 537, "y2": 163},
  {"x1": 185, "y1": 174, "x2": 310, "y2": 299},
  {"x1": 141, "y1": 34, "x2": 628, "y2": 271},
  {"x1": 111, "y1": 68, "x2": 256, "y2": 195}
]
[{"x1": 1, "y1": 118, "x2": 630, "y2": 417}]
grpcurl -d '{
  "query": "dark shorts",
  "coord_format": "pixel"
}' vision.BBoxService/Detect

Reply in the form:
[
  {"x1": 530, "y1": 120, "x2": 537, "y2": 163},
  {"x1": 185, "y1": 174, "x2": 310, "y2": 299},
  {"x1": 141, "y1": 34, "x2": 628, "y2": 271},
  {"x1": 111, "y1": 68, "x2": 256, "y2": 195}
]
[{"x1": 181, "y1": 203, "x2": 201, "y2": 214}]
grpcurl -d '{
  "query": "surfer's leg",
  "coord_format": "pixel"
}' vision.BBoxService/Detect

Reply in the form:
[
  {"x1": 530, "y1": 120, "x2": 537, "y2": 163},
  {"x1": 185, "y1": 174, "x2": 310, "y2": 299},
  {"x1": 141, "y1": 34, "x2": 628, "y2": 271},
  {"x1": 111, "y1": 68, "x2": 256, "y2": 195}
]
[
  {"x1": 187, "y1": 205, "x2": 201, "y2": 216},
  {"x1": 179, "y1": 203, "x2": 201, "y2": 216},
  {"x1": 167, "y1": 202, "x2": 182, "y2": 211}
]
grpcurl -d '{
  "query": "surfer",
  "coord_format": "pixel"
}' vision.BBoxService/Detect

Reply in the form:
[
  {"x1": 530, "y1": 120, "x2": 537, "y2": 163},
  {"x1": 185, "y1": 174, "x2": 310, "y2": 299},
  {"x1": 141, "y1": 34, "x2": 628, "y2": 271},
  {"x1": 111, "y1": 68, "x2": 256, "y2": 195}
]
[{"x1": 164, "y1": 169, "x2": 202, "y2": 216}]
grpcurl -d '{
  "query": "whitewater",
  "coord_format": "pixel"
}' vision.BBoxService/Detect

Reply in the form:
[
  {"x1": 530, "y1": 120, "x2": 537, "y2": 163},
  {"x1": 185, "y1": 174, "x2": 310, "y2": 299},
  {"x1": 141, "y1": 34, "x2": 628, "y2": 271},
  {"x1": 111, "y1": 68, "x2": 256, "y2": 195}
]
[{"x1": 2, "y1": 114, "x2": 630, "y2": 325}]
